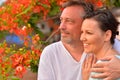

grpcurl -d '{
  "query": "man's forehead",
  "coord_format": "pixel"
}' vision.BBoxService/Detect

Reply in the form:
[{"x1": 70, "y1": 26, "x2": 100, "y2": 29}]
[{"x1": 61, "y1": 6, "x2": 85, "y2": 18}]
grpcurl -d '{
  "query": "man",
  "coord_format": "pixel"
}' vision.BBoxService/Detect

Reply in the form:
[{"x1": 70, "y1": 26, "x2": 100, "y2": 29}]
[
  {"x1": 37, "y1": 0, "x2": 120, "y2": 80},
  {"x1": 38, "y1": 1, "x2": 94, "y2": 80}
]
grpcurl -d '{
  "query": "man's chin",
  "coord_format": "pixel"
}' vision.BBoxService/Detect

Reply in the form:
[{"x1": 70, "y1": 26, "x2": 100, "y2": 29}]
[{"x1": 61, "y1": 38, "x2": 72, "y2": 44}]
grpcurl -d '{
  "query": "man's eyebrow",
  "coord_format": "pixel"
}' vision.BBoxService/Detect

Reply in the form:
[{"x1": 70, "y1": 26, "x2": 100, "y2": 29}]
[
  {"x1": 60, "y1": 17, "x2": 73, "y2": 21},
  {"x1": 66, "y1": 18, "x2": 73, "y2": 21}
]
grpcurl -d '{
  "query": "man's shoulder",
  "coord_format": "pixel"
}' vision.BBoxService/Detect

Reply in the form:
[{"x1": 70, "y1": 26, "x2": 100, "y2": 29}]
[
  {"x1": 47, "y1": 41, "x2": 62, "y2": 47},
  {"x1": 41, "y1": 41, "x2": 64, "y2": 58},
  {"x1": 43, "y1": 41, "x2": 63, "y2": 50}
]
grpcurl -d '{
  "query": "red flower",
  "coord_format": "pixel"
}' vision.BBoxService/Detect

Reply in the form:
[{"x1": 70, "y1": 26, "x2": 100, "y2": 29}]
[
  {"x1": 32, "y1": 34, "x2": 40, "y2": 44},
  {"x1": 96, "y1": 1, "x2": 103, "y2": 7},
  {"x1": 15, "y1": 65, "x2": 26, "y2": 78},
  {"x1": 11, "y1": 54, "x2": 23, "y2": 68},
  {"x1": 0, "y1": 48, "x2": 4, "y2": 55},
  {"x1": 33, "y1": 6, "x2": 41, "y2": 13},
  {"x1": 0, "y1": 57, "x2": 2, "y2": 63}
]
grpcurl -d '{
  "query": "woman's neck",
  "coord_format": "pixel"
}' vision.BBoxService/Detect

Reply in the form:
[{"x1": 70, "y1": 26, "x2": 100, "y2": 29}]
[{"x1": 95, "y1": 45, "x2": 117, "y2": 60}]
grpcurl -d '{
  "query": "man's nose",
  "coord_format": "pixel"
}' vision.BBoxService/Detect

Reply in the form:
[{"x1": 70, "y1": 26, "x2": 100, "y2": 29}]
[{"x1": 59, "y1": 21, "x2": 66, "y2": 30}]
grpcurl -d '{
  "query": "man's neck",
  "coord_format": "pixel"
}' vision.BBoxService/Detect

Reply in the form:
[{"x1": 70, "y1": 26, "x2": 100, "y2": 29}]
[{"x1": 62, "y1": 41, "x2": 84, "y2": 62}]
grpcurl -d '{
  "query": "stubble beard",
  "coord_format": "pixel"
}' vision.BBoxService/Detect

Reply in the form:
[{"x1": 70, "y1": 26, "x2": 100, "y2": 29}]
[{"x1": 61, "y1": 36, "x2": 73, "y2": 44}]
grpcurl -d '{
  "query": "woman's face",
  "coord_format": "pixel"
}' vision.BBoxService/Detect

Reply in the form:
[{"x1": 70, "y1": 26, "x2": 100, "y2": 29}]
[{"x1": 80, "y1": 18, "x2": 107, "y2": 54}]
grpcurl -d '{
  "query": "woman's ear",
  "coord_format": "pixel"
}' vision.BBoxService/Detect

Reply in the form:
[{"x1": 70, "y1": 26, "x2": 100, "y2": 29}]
[{"x1": 104, "y1": 30, "x2": 112, "y2": 41}]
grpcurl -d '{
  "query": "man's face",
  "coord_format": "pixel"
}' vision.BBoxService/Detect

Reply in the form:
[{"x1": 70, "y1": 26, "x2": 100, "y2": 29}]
[{"x1": 59, "y1": 6, "x2": 85, "y2": 44}]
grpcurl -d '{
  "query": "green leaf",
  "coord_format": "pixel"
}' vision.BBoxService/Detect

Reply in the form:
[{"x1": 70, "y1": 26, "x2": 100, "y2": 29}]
[
  {"x1": 16, "y1": 6, "x2": 32, "y2": 17},
  {"x1": 30, "y1": 59, "x2": 39, "y2": 73},
  {"x1": 48, "y1": 2, "x2": 60, "y2": 17}
]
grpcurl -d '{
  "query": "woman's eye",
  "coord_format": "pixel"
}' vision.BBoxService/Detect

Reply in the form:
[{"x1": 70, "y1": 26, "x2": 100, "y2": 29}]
[
  {"x1": 86, "y1": 31, "x2": 93, "y2": 34},
  {"x1": 81, "y1": 31, "x2": 83, "y2": 34}
]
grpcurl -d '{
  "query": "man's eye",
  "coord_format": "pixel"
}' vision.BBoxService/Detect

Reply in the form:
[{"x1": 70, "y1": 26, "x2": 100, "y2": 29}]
[{"x1": 66, "y1": 19, "x2": 74, "y2": 23}]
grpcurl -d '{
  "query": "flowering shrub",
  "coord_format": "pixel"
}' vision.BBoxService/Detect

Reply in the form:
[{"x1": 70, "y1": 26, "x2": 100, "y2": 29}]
[
  {"x1": 0, "y1": 0, "x2": 66, "y2": 79},
  {"x1": 0, "y1": 34, "x2": 42, "y2": 79}
]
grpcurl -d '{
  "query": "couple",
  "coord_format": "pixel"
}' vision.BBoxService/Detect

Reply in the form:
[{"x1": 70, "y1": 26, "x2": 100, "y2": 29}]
[{"x1": 38, "y1": 0, "x2": 120, "y2": 80}]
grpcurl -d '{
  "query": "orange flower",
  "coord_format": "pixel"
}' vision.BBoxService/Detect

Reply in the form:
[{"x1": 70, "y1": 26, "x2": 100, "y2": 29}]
[
  {"x1": 0, "y1": 48, "x2": 4, "y2": 55},
  {"x1": 32, "y1": 34, "x2": 40, "y2": 44},
  {"x1": 33, "y1": 6, "x2": 41, "y2": 13},
  {"x1": 15, "y1": 65, "x2": 26, "y2": 78},
  {"x1": 0, "y1": 57, "x2": 2, "y2": 63},
  {"x1": 96, "y1": 1, "x2": 103, "y2": 7},
  {"x1": 11, "y1": 54, "x2": 23, "y2": 68}
]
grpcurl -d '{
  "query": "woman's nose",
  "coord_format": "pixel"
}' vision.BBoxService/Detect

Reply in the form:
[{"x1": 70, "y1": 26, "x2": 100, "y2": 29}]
[{"x1": 80, "y1": 33, "x2": 86, "y2": 41}]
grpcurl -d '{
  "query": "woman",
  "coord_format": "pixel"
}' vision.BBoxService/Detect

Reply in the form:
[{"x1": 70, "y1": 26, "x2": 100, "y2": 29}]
[{"x1": 80, "y1": 8, "x2": 120, "y2": 80}]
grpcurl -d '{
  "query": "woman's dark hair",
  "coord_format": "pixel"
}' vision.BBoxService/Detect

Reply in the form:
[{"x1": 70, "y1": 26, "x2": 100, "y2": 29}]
[
  {"x1": 62, "y1": 0, "x2": 94, "y2": 17},
  {"x1": 83, "y1": 8, "x2": 119, "y2": 44}
]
